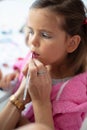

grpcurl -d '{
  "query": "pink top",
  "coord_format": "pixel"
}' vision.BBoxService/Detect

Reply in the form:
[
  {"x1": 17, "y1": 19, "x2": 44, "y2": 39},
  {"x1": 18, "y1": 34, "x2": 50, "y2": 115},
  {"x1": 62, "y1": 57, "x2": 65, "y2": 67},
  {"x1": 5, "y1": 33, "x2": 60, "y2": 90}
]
[{"x1": 13, "y1": 53, "x2": 87, "y2": 130}]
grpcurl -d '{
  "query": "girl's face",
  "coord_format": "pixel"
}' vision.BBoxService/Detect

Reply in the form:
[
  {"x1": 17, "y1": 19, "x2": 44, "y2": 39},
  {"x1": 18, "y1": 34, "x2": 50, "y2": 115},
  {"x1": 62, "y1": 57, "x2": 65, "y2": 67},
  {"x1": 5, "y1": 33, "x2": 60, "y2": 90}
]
[{"x1": 27, "y1": 8, "x2": 71, "y2": 66}]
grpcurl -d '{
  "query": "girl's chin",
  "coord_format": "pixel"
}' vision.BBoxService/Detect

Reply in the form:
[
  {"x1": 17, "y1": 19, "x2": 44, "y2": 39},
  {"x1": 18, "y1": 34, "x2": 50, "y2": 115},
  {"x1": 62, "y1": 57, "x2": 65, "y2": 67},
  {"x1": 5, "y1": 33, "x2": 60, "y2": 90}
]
[{"x1": 32, "y1": 56, "x2": 49, "y2": 65}]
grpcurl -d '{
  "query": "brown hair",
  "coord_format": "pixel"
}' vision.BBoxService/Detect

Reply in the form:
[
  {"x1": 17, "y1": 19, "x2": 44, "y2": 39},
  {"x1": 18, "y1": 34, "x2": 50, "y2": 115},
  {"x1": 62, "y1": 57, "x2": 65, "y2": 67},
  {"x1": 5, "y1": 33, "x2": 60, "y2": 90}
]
[{"x1": 28, "y1": 0, "x2": 87, "y2": 74}]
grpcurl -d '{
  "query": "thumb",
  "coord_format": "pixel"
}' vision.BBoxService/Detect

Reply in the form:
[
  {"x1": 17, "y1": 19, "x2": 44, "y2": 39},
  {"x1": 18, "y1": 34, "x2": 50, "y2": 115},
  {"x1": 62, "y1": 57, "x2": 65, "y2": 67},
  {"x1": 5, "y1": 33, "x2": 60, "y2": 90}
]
[
  {"x1": 22, "y1": 64, "x2": 29, "y2": 76},
  {"x1": 0, "y1": 69, "x2": 3, "y2": 80}
]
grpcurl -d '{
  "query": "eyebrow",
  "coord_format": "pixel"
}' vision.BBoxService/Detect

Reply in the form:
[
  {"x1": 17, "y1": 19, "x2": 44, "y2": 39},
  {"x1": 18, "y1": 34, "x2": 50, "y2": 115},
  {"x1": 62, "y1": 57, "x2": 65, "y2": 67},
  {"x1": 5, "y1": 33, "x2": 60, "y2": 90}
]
[{"x1": 27, "y1": 26, "x2": 53, "y2": 34}]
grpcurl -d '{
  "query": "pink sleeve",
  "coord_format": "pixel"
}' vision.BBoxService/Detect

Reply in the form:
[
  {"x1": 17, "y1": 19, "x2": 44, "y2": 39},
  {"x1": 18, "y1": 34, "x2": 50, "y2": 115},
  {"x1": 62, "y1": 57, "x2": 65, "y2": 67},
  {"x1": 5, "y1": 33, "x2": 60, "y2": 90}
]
[
  {"x1": 53, "y1": 100, "x2": 83, "y2": 130},
  {"x1": 13, "y1": 52, "x2": 31, "y2": 72},
  {"x1": 54, "y1": 112, "x2": 82, "y2": 130},
  {"x1": 13, "y1": 57, "x2": 24, "y2": 72}
]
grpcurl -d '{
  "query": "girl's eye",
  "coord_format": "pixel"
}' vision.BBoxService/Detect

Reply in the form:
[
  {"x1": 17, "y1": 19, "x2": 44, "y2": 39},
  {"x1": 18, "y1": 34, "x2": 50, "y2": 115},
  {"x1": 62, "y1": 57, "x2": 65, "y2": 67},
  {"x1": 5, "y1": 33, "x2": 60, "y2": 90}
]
[
  {"x1": 28, "y1": 29, "x2": 34, "y2": 35},
  {"x1": 24, "y1": 27, "x2": 34, "y2": 35},
  {"x1": 41, "y1": 32, "x2": 52, "y2": 39}
]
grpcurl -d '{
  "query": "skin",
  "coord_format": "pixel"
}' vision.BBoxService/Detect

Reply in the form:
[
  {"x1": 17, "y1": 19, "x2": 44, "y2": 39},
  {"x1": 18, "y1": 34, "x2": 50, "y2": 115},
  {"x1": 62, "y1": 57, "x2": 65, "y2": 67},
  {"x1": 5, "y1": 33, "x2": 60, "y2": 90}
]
[
  {"x1": 27, "y1": 8, "x2": 80, "y2": 79},
  {"x1": 0, "y1": 70, "x2": 19, "y2": 90},
  {"x1": 0, "y1": 8, "x2": 81, "y2": 130},
  {"x1": 0, "y1": 69, "x2": 2, "y2": 79},
  {"x1": 15, "y1": 123, "x2": 53, "y2": 130}
]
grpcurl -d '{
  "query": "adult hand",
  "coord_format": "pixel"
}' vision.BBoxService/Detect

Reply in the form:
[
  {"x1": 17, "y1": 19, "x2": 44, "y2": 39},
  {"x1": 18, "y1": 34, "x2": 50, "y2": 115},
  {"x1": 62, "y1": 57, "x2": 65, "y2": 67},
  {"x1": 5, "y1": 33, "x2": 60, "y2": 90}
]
[
  {"x1": 14, "y1": 77, "x2": 31, "y2": 104},
  {"x1": 23, "y1": 58, "x2": 52, "y2": 104}
]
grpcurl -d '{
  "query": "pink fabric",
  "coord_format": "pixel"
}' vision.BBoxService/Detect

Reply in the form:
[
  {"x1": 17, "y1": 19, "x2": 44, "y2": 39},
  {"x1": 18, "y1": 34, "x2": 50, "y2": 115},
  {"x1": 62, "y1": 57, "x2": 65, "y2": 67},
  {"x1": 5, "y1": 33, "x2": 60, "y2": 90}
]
[
  {"x1": 13, "y1": 58, "x2": 24, "y2": 72},
  {"x1": 23, "y1": 72, "x2": 87, "y2": 130},
  {"x1": 13, "y1": 53, "x2": 87, "y2": 130},
  {"x1": 51, "y1": 72, "x2": 87, "y2": 130},
  {"x1": 13, "y1": 52, "x2": 31, "y2": 72}
]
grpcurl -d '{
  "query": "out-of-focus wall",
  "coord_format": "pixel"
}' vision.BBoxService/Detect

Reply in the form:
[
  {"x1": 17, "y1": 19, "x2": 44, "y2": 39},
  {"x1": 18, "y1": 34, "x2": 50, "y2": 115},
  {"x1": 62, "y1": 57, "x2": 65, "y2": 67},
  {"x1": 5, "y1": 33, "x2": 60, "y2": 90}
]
[
  {"x1": 0, "y1": 0, "x2": 35, "y2": 32},
  {"x1": 82, "y1": 0, "x2": 87, "y2": 6}
]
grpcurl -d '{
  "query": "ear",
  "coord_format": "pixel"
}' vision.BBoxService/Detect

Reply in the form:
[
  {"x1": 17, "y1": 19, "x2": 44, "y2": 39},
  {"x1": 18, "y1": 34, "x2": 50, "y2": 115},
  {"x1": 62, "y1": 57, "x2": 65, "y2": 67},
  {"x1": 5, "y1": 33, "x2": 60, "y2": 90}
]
[{"x1": 67, "y1": 35, "x2": 81, "y2": 53}]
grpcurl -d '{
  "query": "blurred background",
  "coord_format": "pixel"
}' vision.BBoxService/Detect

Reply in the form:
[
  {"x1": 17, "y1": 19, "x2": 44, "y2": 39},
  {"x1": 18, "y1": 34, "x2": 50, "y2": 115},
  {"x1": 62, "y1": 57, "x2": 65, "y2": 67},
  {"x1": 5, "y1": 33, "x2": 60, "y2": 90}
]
[{"x1": 0, "y1": 0, "x2": 35, "y2": 75}]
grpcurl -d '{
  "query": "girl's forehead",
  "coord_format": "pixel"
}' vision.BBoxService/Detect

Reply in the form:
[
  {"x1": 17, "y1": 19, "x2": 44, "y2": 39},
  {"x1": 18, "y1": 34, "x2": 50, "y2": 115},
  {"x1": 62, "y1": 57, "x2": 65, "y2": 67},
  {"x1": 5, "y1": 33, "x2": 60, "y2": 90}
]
[{"x1": 28, "y1": 8, "x2": 64, "y2": 29}]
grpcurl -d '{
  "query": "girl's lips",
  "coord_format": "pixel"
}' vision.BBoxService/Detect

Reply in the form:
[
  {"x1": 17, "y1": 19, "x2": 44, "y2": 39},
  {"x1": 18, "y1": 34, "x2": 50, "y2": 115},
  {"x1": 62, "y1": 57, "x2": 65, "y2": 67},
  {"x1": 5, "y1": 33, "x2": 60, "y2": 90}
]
[{"x1": 32, "y1": 52, "x2": 39, "y2": 58}]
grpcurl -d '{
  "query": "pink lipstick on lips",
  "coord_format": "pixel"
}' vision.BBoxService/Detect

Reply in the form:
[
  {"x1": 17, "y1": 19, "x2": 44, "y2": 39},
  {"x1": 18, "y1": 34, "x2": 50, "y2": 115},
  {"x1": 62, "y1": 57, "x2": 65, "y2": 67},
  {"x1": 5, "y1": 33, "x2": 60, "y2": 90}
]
[{"x1": 32, "y1": 52, "x2": 39, "y2": 58}]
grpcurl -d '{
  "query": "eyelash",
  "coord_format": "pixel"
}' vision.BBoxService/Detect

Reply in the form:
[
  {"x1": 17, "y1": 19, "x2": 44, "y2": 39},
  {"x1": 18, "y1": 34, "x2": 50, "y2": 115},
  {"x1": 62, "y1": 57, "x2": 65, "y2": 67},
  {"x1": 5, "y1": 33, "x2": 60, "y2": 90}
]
[
  {"x1": 28, "y1": 29, "x2": 34, "y2": 35},
  {"x1": 28, "y1": 29, "x2": 52, "y2": 39},
  {"x1": 41, "y1": 32, "x2": 52, "y2": 39}
]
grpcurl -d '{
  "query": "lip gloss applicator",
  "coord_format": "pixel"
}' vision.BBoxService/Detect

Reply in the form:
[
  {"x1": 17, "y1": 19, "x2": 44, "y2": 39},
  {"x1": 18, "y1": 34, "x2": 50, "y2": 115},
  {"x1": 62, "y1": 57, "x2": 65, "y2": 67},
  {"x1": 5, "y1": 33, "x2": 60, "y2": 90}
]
[{"x1": 23, "y1": 52, "x2": 32, "y2": 101}]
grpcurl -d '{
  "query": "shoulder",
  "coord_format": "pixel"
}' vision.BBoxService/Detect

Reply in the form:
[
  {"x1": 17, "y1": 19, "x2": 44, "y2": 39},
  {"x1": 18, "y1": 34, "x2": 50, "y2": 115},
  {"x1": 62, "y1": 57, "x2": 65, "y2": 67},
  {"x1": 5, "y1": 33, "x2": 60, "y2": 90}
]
[
  {"x1": 51, "y1": 72, "x2": 87, "y2": 112},
  {"x1": 59, "y1": 72, "x2": 87, "y2": 102},
  {"x1": 68, "y1": 72, "x2": 87, "y2": 99},
  {"x1": 71, "y1": 71, "x2": 87, "y2": 84},
  {"x1": 51, "y1": 72, "x2": 87, "y2": 101}
]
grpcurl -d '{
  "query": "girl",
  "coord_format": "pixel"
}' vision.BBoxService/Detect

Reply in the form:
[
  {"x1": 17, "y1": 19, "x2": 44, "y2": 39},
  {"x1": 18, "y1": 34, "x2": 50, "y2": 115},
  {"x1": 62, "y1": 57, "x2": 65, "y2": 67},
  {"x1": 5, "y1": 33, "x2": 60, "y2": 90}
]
[{"x1": 0, "y1": 0, "x2": 87, "y2": 130}]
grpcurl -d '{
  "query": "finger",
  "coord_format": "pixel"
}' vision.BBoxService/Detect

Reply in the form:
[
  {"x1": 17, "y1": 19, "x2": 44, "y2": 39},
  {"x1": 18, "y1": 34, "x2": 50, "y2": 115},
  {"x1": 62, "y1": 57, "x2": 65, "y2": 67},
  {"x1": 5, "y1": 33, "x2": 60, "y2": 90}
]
[
  {"x1": 15, "y1": 71, "x2": 20, "y2": 78},
  {"x1": 0, "y1": 69, "x2": 3, "y2": 79},
  {"x1": 22, "y1": 52, "x2": 33, "y2": 75},
  {"x1": 22, "y1": 63, "x2": 29, "y2": 76},
  {"x1": 22, "y1": 59, "x2": 37, "y2": 78},
  {"x1": 33, "y1": 59, "x2": 52, "y2": 85},
  {"x1": 33, "y1": 59, "x2": 46, "y2": 72},
  {"x1": 29, "y1": 59, "x2": 37, "y2": 77},
  {"x1": 6, "y1": 72, "x2": 16, "y2": 81}
]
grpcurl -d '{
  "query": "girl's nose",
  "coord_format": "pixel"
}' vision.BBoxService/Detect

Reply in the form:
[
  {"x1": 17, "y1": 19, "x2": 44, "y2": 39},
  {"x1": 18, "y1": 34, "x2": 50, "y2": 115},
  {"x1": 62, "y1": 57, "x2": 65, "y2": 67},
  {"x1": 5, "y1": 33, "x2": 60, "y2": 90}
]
[{"x1": 29, "y1": 35, "x2": 40, "y2": 47}]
